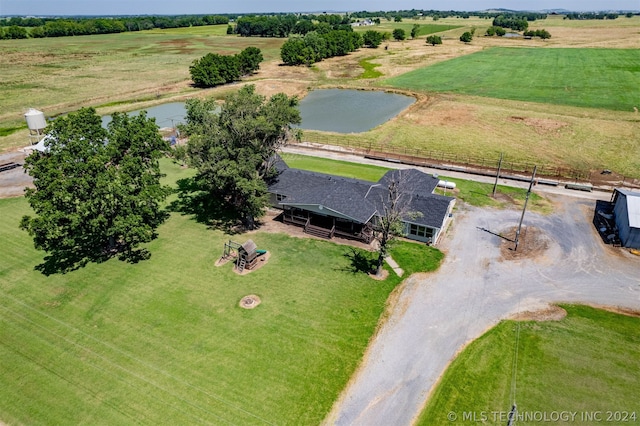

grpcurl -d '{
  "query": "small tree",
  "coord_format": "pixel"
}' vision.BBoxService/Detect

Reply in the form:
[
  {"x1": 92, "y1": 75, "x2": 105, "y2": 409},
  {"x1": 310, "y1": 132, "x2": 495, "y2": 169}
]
[
  {"x1": 426, "y1": 35, "x2": 442, "y2": 46},
  {"x1": 226, "y1": 24, "x2": 234, "y2": 35},
  {"x1": 372, "y1": 175, "x2": 414, "y2": 277},
  {"x1": 392, "y1": 28, "x2": 406, "y2": 41},
  {"x1": 411, "y1": 24, "x2": 420, "y2": 39},
  {"x1": 363, "y1": 30, "x2": 383, "y2": 48},
  {"x1": 237, "y1": 46, "x2": 263, "y2": 75},
  {"x1": 189, "y1": 53, "x2": 240, "y2": 87},
  {"x1": 459, "y1": 31, "x2": 473, "y2": 43}
]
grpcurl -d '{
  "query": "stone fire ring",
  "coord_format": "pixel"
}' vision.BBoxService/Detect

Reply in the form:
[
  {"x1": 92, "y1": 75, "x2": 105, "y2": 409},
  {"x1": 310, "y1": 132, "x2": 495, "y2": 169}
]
[{"x1": 239, "y1": 295, "x2": 261, "y2": 309}]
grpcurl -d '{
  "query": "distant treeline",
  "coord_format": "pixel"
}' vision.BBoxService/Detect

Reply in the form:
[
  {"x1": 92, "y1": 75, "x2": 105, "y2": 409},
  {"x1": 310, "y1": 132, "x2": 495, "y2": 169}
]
[
  {"x1": 0, "y1": 15, "x2": 229, "y2": 39},
  {"x1": 234, "y1": 14, "x2": 352, "y2": 38},
  {"x1": 349, "y1": 10, "x2": 547, "y2": 21},
  {"x1": 564, "y1": 12, "x2": 633, "y2": 20}
]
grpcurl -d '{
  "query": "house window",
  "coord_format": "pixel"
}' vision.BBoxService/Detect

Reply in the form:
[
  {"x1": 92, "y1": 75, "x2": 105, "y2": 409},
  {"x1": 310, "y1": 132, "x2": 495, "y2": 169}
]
[
  {"x1": 276, "y1": 194, "x2": 286, "y2": 202},
  {"x1": 409, "y1": 223, "x2": 434, "y2": 239}
]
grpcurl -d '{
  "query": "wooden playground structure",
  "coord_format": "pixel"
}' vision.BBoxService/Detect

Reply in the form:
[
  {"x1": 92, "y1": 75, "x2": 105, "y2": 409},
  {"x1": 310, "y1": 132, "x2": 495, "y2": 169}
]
[{"x1": 221, "y1": 239, "x2": 267, "y2": 273}]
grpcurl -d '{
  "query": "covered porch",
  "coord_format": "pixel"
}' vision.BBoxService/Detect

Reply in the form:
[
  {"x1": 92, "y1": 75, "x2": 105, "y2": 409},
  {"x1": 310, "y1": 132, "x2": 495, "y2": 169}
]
[{"x1": 280, "y1": 207, "x2": 374, "y2": 243}]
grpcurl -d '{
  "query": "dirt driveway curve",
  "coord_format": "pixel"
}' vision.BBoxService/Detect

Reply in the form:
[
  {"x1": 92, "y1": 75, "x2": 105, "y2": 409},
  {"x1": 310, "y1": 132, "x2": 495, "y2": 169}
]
[{"x1": 325, "y1": 194, "x2": 640, "y2": 425}]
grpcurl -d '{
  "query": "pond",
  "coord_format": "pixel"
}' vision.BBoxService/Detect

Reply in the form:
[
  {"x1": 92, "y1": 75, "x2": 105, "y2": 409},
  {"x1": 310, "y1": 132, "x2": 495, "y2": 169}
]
[
  {"x1": 100, "y1": 89, "x2": 415, "y2": 134},
  {"x1": 296, "y1": 89, "x2": 415, "y2": 133},
  {"x1": 101, "y1": 102, "x2": 187, "y2": 129}
]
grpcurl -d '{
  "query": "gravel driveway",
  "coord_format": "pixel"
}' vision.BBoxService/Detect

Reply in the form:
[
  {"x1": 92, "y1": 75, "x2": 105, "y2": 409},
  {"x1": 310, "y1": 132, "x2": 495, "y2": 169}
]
[{"x1": 325, "y1": 194, "x2": 640, "y2": 425}]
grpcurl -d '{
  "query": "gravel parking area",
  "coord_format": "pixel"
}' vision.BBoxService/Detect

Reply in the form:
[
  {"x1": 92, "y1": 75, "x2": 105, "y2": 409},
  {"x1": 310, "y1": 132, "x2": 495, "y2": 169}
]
[
  {"x1": 0, "y1": 151, "x2": 32, "y2": 198},
  {"x1": 326, "y1": 194, "x2": 640, "y2": 425}
]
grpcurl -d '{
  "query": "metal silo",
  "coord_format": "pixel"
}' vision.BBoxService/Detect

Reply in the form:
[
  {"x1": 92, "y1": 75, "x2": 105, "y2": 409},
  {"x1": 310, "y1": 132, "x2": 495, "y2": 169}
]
[{"x1": 24, "y1": 108, "x2": 47, "y2": 144}]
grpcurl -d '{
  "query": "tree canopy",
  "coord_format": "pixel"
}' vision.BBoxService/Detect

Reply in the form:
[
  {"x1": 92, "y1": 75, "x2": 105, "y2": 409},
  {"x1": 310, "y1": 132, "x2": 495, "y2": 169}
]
[
  {"x1": 190, "y1": 47, "x2": 263, "y2": 88},
  {"x1": 392, "y1": 28, "x2": 406, "y2": 41},
  {"x1": 362, "y1": 30, "x2": 384, "y2": 48},
  {"x1": 20, "y1": 108, "x2": 170, "y2": 273},
  {"x1": 280, "y1": 29, "x2": 362, "y2": 66},
  {"x1": 426, "y1": 35, "x2": 442, "y2": 46},
  {"x1": 459, "y1": 31, "x2": 473, "y2": 43},
  {"x1": 184, "y1": 85, "x2": 301, "y2": 229}
]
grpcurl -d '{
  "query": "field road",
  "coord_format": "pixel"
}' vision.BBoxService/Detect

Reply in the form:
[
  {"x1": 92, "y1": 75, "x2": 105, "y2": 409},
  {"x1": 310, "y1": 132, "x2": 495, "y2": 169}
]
[{"x1": 300, "y1": 148, "x2": 640, "y2": 425}]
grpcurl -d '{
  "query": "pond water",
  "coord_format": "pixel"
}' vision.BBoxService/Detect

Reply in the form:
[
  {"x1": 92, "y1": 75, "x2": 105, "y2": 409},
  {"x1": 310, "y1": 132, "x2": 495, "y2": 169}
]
[
  {"x1": 101, "y1": 102, "x2": 187, "y2": 129},
  {"x1": 100, "y1": 89, "x2": 414, "y2": 134},
  {"x1": 296, "y1": 89, "x2": 415, "y2": 133}
]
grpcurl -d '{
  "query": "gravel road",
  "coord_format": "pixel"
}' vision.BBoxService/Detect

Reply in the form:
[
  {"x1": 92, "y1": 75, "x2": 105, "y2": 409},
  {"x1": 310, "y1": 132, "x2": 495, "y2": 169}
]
[{"x1": 324, "y1": 194, "x2": 640, "y2": 425}]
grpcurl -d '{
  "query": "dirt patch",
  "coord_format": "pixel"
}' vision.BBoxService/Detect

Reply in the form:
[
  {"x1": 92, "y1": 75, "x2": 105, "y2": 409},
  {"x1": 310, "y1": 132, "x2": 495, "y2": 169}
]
[
  {"x1": 500, "y1": 226, "x2": 550, "y2": 260},
  {"x1": 508, "y1": 116, "x2": 569, "y2": 135},
  {"x1": 239, "y1": 294, "x2": 261, "y2": 309},
  {"x1": 369, "y1": 269, "x2": 389, "y2": 281},
  {"x1": 511, "y1": 305, "x2": 567, "y2": 321},
  {"x1": 588, "y1": 304, "x2": 640, "y2": 318},
  {"x1": 407, "y1": 100, "x2": 476, "y2": 127}
]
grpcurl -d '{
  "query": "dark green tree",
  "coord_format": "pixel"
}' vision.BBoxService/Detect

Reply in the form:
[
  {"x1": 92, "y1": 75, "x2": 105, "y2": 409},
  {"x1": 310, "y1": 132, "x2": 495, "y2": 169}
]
[
  {"x1": 280, "y1": 37, "x2": 307, "y2": 65},
  {"x1": 411, "y1": 24, "x2": 420, "y2": 39},
  {"x1": 237, "y1": 46, "x2": 263, "y2": 75},
  {"x1": 363, "y1": 30, "x2": 383, "y2": 48},
  {"x1": 392, "y1": 28, "x2": 406, "y2": 41},
  {"x1": 459, "y1": 31, "x2": 473, "y2": 43},
  {"x1": 185, "y1": 85, "x2": 301, "y2": 229},
  {"x1": 426, "y1": 35, "x2": 442, "y2": 46},
  {"x1": 20, "y1": 108, "x2": 170, "y2": 273},
  {"x1": 189, "y1": 53, "x2": 240, "y2": 87}
]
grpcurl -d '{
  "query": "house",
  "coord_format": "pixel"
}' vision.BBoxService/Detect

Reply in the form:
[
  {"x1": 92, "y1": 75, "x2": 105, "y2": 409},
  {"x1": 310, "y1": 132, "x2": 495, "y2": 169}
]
[
  {"x1": 612, "y1": 188, "x2": 640, "y2": 248},
  {"x1": 267, "y1": 159, "x2": 455, "y2": 244}
]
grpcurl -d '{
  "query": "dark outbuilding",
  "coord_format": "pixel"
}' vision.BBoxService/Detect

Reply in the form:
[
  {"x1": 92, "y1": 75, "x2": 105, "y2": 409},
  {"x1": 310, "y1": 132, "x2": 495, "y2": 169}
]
[{"x1": 612, "y1": 188, "x2": 640, "y2": 249}]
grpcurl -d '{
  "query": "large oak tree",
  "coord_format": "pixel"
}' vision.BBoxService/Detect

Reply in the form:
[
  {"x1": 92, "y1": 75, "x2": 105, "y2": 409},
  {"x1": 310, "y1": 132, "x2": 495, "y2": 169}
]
[
  {"x1": 184, "y1": 85, "x2": 300, "y2": 229},
  {"x1": 21, "y1": 107, "x2": 170, "y2": 273}
]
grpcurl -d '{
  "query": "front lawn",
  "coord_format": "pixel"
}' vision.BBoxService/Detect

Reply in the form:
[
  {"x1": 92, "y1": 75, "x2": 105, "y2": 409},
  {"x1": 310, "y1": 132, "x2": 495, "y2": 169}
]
[{"x1": 0, "y1": 159, "x2": 442, "y2": 424}]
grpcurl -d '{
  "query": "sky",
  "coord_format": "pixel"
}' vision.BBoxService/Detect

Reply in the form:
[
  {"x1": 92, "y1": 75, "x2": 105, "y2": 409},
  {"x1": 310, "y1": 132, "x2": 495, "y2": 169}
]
[{"x1": 0, "y1": 0, "x2": 637, "y2": 16}]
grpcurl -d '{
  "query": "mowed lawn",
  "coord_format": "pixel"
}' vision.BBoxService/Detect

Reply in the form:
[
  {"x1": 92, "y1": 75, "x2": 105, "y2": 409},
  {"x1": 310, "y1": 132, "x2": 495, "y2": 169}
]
[
  {"x1": 385, "y1": 47, "x2": 640, "y2": 111},
  {"x1": 418, "y1": 305, "x2": 640, "y2": 425},
  {"x1": 0, "y1": 159, "x2": 443, "y2": 424}
]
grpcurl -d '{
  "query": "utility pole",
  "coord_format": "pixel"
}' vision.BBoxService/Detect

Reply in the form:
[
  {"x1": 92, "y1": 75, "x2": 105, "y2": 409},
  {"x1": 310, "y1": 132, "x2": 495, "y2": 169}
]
[
  {"x1": 492, "y1": 152, "x2": 504, "y2": 197},
  {"x1": 514, "y1": 166, "x2": 537, "y2": 251}
]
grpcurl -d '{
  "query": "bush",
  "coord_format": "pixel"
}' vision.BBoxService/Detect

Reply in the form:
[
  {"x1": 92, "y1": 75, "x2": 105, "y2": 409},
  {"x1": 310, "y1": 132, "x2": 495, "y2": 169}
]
[
  {"x1": 426, "y1": 35, "x2": 442, "y2": 46},
  {"x1": 459, "y1": 31, "x2": 473, "y2": 43}
]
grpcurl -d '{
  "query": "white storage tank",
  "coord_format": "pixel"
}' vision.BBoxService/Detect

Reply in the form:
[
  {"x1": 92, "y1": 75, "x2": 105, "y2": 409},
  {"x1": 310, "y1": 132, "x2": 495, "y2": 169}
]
[
  {"x1": 437, "y1": 180, "x2": 456, "y2": 190},
  {"x1": 24, "y1": 108, "x2": 47, "y2": 134}
]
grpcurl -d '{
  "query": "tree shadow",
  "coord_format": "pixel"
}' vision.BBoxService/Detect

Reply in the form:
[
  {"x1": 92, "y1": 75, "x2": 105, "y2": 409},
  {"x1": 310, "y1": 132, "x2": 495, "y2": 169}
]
[
  {"x1": 168, "y1": 177, "x2": 242, "y2": 234},
  {"x1": 340, "y1": 247, "x2": 377, "y2": 275},
  {"x1": 35, "y1": 245, "x2": 154, "y2": 276}
]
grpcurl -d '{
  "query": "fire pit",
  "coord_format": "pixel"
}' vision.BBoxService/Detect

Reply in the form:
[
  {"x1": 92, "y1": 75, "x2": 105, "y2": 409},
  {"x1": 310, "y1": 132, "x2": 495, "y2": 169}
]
[{"x1": 239, "y1": 295, "x2": 261, "y2": 309}]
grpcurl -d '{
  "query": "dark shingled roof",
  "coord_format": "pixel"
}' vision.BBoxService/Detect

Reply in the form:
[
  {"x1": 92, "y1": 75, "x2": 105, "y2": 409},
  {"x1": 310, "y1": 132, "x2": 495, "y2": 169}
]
[
  {"x1": 268, "y1": 163, "x2": 454, "y2": 227},
  {"x1": 269, "y1": 168, "x2": 378, "y2": 223}
]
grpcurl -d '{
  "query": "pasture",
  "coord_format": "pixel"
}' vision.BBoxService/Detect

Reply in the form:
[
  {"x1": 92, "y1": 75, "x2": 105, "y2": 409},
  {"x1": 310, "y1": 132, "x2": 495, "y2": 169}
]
[
  {"x1": 417, "y1": 305, "x2": 640, "y2": 425},
  {"x1": 0, "y1": 159, "x2": 442, "y2": 424},
  {"x1": 1, "y1": 16, "x2": 639, "y2": 178},
  {"x1": 384, "y1": 47, "x2": 640, "y2": 112}
]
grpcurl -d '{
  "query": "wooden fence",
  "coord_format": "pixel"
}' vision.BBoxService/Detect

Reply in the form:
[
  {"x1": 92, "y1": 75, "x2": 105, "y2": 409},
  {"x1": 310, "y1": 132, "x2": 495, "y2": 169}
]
[{"x1": 296, "y1": 134, "x2": 640, "y2": 189}]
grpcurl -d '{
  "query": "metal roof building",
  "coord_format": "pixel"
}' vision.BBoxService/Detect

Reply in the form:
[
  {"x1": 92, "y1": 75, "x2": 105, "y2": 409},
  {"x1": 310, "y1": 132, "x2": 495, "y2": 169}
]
[{"x1": 612, "y1": 188, "x2": 640, "y2": 249}]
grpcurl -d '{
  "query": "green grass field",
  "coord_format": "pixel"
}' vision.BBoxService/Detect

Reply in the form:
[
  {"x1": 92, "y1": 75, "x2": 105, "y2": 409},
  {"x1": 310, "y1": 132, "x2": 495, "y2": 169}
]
[
  {"x1": 417, "y1": 305, "x2": 640, "y2": 425},
  {"x1": 0, "y1": 26, "x2": 283, "y2": 126},
  {"x1": 384, "y1": 47, "x2": 640, "y2": 111},
  {"x1": 353, "y1": 22, "x2": 461, "y2": 37},
  {"x1": 0, "y1": 159, "x2": 443, "y2": 424}
]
